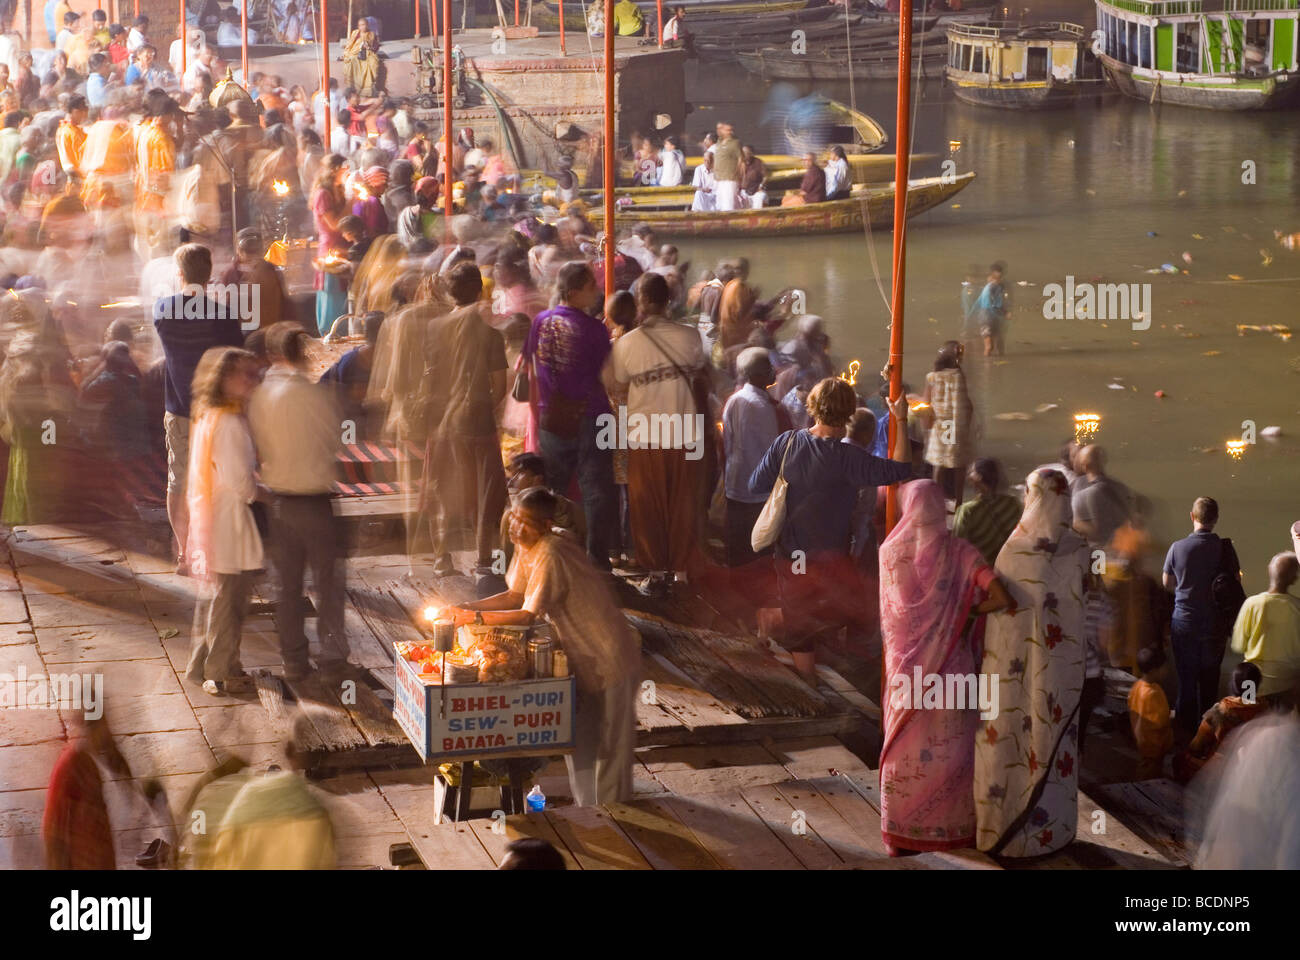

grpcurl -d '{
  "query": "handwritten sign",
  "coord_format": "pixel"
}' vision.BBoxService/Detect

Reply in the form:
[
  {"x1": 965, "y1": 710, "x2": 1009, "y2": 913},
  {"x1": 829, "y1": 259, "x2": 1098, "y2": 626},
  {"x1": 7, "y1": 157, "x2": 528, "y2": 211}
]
[{"x1": 394, "y1": 654, "x2": 575, "y2": 762}]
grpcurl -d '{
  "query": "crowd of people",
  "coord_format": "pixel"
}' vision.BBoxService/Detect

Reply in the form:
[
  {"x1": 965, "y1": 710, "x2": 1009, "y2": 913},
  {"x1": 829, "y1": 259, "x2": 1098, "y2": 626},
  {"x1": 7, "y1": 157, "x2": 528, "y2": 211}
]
[{"x1": 0, "y1": 16, "x2": 1294, "y2": 864}]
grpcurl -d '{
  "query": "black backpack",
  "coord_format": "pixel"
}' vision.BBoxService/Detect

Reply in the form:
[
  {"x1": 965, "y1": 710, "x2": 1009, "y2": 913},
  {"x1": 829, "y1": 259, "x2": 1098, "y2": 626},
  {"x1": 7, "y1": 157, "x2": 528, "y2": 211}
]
[{"x1": 1211, "y1": 537, "x2": 1247, "y2": 636}]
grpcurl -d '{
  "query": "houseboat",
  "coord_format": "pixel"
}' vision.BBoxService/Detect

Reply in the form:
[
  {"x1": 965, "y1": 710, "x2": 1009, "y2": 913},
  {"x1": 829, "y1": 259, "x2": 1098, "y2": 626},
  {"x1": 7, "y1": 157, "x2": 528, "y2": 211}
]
[
  {"x1": 1093, "y1": 0, "x2": 1300, "y2": 109},
  {"x1": 946, "y1": 21, "x2": 1099, "y2": 107}
]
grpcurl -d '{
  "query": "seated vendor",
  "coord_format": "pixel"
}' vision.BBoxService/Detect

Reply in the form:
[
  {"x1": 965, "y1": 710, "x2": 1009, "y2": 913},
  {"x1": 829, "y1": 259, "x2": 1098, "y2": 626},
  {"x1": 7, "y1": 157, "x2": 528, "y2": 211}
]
[
  {"x1": 497, "y1": 453, "x2": 586, "y2": 567},
  {"x1": 447, "y1": 488, "x2": 641, "y2": 806}
]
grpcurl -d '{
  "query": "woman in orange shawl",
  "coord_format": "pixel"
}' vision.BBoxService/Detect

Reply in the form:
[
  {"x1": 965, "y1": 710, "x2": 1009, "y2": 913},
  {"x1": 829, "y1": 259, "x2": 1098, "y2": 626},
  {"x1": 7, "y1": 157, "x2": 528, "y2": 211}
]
[{"x1": 184, "y1": 347, "x2": 264, "y2": 697}]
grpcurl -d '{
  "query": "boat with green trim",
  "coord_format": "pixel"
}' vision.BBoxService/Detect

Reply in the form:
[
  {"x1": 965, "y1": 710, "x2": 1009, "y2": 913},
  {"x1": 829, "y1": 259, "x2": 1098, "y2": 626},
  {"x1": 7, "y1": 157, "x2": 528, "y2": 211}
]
[
  {"x1": 946, "y1": 21, "x2": 1102, "y2": 107},
  {"x1": 1093, "y1": 0, "x2": 1300, "y2": 109}
]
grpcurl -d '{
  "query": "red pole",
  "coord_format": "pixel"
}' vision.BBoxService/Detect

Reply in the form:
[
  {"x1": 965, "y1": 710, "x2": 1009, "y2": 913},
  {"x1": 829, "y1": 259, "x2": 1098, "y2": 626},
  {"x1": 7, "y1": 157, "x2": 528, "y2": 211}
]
[
  {"x1": 322, "y1": 0, "x2": 330, "y2": 151},
  {"x1": 241, "y1": 0, "x2": 249, "y2": 85},
  {"x1": 603, "y1": 0, "x2": 614, "y2": 298},
  {"x1": 431, "y1": 0, "x2": 437, "y2": 40},
  {"x1": 180, "y1": 0, "x2": 187, "y2": 77},
  {"x1": 558, "y1": 0, "x2": 565, "y2": 54},
  {"x1": 134, "y1": 0, "x2": 139, "y2": 18},
  {"x1": 514, "y1": 0, "x2": 519, "y2": 25},
  {"x1": 415, "y1": 0, "x2": 419, "y2": 37},
  {"x1": 443, "y1": 0, "x2": 453, "y2": 240},
  {"x1": 656, "y1": 0, "x2": 662, "y2": 47},
  {"x1": 884, "y1": 0, "x2": 913, "y2": 534}
]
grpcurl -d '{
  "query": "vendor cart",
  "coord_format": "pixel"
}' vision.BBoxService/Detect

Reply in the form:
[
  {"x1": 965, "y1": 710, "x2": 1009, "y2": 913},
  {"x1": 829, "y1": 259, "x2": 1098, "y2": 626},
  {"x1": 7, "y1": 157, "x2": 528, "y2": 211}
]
[{"x1": 393, "y1": 629, "x2": 576, "y2": 823}]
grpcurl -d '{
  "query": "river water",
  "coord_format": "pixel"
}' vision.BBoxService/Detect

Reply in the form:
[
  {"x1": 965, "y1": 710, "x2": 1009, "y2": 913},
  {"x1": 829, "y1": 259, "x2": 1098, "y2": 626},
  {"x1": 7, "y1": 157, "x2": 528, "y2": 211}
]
[{"x1": 673, "y1": 32, "x2": 1300, "y2": 585}]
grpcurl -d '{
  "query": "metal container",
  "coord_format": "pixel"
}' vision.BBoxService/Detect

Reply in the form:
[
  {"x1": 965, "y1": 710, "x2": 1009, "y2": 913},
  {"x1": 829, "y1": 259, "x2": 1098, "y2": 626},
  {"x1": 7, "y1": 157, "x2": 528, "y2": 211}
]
[
  {"x1": 527, "y1": 637, "x2": 555, "y2": 679},
  {"x1": 431, "y1": 619, "x2": 455, "y2": 653}
]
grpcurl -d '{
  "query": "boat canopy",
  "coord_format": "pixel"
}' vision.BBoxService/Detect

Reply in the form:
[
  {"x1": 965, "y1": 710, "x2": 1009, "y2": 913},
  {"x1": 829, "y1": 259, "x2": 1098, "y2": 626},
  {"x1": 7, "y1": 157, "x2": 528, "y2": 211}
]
[{"x1": 1095, "y1": 0, "x2": 1299, "y2": 74}]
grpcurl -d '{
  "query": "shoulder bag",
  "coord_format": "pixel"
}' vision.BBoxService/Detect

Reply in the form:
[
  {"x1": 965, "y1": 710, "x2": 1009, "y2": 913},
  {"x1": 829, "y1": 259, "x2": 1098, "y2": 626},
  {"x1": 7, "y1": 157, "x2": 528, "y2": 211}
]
[{"x1": 751, "y1": 432, "x2": 797, "y2": 553}]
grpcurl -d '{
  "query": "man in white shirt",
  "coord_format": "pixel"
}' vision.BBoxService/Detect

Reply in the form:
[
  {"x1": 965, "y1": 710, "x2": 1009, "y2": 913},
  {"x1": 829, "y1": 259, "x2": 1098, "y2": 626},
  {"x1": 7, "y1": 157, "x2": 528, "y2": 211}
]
[
  {"x1": 657, "y1": 135, "x2": 684, "y2": 187},
  {"x1": 182, "y1": 44, "x2": 215, "y2": 95},
  {"x1": 246, "y1": 322, "x2": 346, "y2": 680},
  {"x1": 217, "y1": 8, "x2": 257, "y2": 46},
  {"x1": 169, "y1": 28, "x2": 202, "y2": 76},
  {"x1": 824, "y1": 145, "x2": 850, "y2": 200},
  {"x1": 55, "y1": 9, "x2": 79, "y2": 51},
  {"x1": 616, "y1": 222, "x2": 657, "y2": 272},
  {"x1": 605, "y1": 273, "x2": 707, "y2": 597},
  {"x1": 721, "y1": 346, "x2": 784, "y2": 566},
  {"x1": 661, "y1": 5, "x2": 686, "y2": 44},
  {"x1": 127, "y1": 15, "x2": 149, "y2": 53},
  {"x1": 690, "y1": 150, "x2": 715, "y2": 212}
]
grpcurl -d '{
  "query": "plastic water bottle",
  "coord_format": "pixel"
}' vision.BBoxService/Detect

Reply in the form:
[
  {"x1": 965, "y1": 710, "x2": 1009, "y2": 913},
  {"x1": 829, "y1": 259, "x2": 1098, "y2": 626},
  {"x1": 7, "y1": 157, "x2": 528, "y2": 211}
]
[{"x1": 525, "y1": 785, "x2": 546, "y2": 813}]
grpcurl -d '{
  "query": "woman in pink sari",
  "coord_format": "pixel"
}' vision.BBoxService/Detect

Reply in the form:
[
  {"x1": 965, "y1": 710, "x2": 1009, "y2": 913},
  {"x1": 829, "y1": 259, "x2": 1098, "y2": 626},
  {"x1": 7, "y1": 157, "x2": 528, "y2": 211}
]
[{"x1": 879, "y1": 480, "x2": 1010, "y2": 855}]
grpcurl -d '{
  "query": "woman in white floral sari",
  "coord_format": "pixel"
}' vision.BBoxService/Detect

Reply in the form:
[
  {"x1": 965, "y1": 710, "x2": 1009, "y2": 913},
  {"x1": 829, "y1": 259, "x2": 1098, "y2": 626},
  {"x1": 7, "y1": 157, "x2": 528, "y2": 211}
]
[{"x1": 974, "y1": 468, "x2": 1088, "y2": 857}]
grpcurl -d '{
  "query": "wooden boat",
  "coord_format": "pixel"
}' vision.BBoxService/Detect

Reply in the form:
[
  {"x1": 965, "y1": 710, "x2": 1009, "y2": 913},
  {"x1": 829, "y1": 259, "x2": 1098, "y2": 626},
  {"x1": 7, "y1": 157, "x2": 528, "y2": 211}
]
[
  {"x1": 783, "y1": 94, "x2": 888, "y2": 156},
  {"x1": 1094, "y1": 0, "x2": 1300, "y2": 110},
  {"x1": 737, "y1": 39, "x2": 949, "y2": 80},
  {"x1": 540, "y1": 150, "x2": 935, "y2": 195},
  {"x1": 544, "y1": 0, "x2": 807, "y2": 14},
  {"x1": 946, "y1": 21, "x2": 1101, "y2": 108},
  {"x1": 585, "y1": 172, "x2": 975, "y2": 238}
]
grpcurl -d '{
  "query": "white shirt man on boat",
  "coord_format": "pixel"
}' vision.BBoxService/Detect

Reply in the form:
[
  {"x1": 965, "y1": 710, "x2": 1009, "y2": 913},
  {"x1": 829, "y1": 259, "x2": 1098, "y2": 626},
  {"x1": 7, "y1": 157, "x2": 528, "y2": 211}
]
[
  {"x1": 691, "y1": 152, "x2": 716, "y2": 212},
  {"x1": 658, "y1": 136, "x2": 684, "y2": 187},
  {"x1": 824, "y1": 146, "x2": 850, "y2": 201}
]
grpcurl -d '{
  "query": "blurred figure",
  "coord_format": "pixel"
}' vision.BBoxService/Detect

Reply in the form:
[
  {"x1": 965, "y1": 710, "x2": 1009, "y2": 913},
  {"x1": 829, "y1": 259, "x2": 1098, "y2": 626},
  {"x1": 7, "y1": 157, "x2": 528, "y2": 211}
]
[
  {"x1": 499, "y1": 837, "x2": 566, "y2": 870},
  {"x1": 1128, "y1": 646, "x2": 1173, "y2": 779},
  {"x1": 952, "y1": 457, "x2": 1020, "y2": 564},
  {"x1": 218, "y1": 227, "x2": 296, "y2": 333},
  {"x1": 208, "y1": 768, "x2": 337, "y2": 869},
  {"x1": 185, "y1": 346, "x2": 263, "y2": 697},
  {"x1": 248, "y1": 323, "x2": 346, "y2": 679},
  {"x1": 721, "y1": 345, "x2": 788, "y2": 568},
  {"x1": 43, "y1": 714, "x2": 117, "y2": 870},
  {"x1": 1193, "y1": 712, "x2": 1300, "y2": 869},
  {"x1": 921, "y1": 340, "x2": 974, "y2": 504},
  {"x1": 1071, "y1": 444, "x2": 1132, "y2": 549},
  {"x1": 1175, "y1": 661, "x2": 1264, "y2": 784}
]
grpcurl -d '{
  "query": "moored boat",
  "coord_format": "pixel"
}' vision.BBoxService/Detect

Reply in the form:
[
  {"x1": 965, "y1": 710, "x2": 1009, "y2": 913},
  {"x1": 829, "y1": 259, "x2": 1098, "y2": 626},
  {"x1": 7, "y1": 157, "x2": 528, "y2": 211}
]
[
  {"x1": 585, "y1": 172, "x2": 975, "y2": 238},
  {"x1": 1093, "y1": 0, "x2": 1300, "y2": 110},
  {"x1": 737, "y1": 40, "x2": 949, "y2": 80},
  {"x1": 946, "y1": 21, "x2": 1101, "y2": 107}
]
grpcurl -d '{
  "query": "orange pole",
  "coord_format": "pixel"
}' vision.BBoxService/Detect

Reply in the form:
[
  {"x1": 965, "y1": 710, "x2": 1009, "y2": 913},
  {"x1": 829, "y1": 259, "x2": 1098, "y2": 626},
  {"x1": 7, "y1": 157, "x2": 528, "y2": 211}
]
[
  {"x1": 431, "y1": 0, "x2": 437, "y2": 40},
  {"x1": 656, "y1": 0, "x2": 662, "y2": 47},
  {"x1": 135, "y1": 0, "x2": 139, "y2": 18},
  {"x1": 443, "y1": 0, "x2": 453, "y2": 240},
  {"x1": 241, "y1": 0, "x2": 249, "y2": 85},
  {"x1": 415, "y1": 0, "x2": 419, "y2": 37},
  {"x1": 884, "y1": 0, "x2": 913, "y2": 535},
  {"x1": 603, "y1": 0, "x2": 614, "y2": 297},
  {"x1": 322, "y1": 0, "x2": 330, "y2": 151},
  {"x1": 514, "y1": 0, "x2": 519, "y2": 25},
  {"x1": 180, "y1": 0, "x2": 186, "y2": 77},
  {"x1": 558, "y1": 0, "x2": 565, "y2": 54}
]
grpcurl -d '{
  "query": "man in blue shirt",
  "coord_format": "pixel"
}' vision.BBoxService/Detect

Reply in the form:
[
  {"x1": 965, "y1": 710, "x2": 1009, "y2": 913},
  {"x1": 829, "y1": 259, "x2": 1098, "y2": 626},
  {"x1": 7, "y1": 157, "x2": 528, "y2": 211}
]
[
  {"x1": 153, "y1": 243, "x2": 246, "y2": 575},
  {"x1": 1163, "y1": 496, "x2": 1241, "y2": 733},
  {"x1": 85, "y1": 52, "x2": 111, "y2": 109}
]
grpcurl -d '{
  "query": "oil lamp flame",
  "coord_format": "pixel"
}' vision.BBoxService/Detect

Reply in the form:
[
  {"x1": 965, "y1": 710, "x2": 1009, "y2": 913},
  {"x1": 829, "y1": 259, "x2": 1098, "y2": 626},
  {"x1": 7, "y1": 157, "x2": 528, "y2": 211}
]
[
  {"x1": 272, "y1": 179, "x2": 289, "y2": 196},
  {"x1": 1073, "y1": 413, "x2": 1101, "y2": 443},
  {"x1": 423, "y1": 606, "x2": 441, "y2": 622},
  {"x1": 841, "y1": 359, "x2": 861, "y2": 387},
  {"x1": 1226, "y1": 440, "x2": 1246, "y2": 460}
]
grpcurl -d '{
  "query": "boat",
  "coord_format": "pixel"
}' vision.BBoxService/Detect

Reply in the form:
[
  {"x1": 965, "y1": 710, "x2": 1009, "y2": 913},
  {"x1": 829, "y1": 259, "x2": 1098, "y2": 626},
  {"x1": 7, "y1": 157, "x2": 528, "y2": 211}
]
[
  {"x1": 543, "y1": 0, "x2": 808, "y2": 14},
  {"x1": 1093, "y1": 0, "x2": 1300, "y2": 110},
  {"x1": 946, "y1": 21, "x2": 1101, "y2": 107},
  {"x1": 585, "y1": 172, "x2": 975, "y2": 238},
  {"x1": 783, "y1": 94, "x2": 888, "y2": 155},
  {"x1": 737, "y1": 37, "x2": 950, "y2": 80}
]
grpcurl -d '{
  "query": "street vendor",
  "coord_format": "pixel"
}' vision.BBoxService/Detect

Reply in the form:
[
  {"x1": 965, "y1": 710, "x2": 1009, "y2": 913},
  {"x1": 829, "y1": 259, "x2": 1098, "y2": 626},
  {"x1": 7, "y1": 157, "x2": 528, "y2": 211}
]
[{"x1": 446, "y1": 487, "x2": 641, "y2": 807}]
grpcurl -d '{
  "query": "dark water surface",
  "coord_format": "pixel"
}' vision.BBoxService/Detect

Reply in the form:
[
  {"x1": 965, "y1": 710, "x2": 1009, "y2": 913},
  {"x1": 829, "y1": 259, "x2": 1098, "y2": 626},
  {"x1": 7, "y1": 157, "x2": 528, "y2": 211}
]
[{"x1": 676, "y1": 43, "x2": 1300, "y2": 584}]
